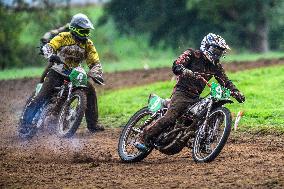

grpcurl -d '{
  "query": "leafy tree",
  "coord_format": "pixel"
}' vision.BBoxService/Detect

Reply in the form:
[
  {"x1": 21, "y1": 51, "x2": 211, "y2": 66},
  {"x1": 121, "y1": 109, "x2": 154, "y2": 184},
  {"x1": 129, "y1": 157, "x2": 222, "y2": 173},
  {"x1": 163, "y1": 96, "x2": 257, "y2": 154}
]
[
  {"x1": 193, "y1": 0, "x2": 283, "y2": 52},
  {"x1": 104, "y1": 0, "x2": 284, "y2": 52},
  {"x1": 104, "y1": 0, "x2": 212, "y2": 49},
  {"x1": 0, "y1": 0, "x2": 71, "y2": 70},
  {"x1": 0, "y1": 1, "x2": 23, "y2": 69}
]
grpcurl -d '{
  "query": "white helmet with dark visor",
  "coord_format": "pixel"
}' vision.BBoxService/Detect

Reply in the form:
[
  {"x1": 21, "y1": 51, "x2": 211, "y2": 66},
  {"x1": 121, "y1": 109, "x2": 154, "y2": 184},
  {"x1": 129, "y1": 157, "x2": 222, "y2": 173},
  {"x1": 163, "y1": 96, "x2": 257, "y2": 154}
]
[{"x1": 200, "y1": 33, "x2": 230, "y2": 63}]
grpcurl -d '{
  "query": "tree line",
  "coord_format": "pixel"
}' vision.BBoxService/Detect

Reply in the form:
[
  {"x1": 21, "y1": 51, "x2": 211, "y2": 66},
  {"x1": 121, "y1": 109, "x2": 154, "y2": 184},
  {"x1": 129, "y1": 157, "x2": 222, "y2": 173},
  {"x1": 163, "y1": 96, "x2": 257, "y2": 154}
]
[
  {"x1": 1, "y1": 0, "x2": 284, "y2": 70},
  {"x1": 104, "y1": 0, "x2": 284, "y2": 52},
  {"x1": 0, "y1": 0, "x2": 71, "y2": 70}
]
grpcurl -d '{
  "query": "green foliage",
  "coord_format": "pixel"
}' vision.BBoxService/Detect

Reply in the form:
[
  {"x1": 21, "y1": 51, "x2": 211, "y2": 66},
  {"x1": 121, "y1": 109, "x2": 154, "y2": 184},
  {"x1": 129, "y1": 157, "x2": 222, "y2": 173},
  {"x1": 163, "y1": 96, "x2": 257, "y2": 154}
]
[
  {"x1": 98, "y1": 65, "x2": 284, "y2": 132},
  {"x1": 2, "y1": 2, "x2": 284, "y2": 71},
  {"x1": 105, "y1": 0, "x2": 284, "y2": 52},
  {"x1": 0, "y1": 3, "x2": 23, "y2": 69},
  {"x1": 104, "y1": 0, "x2": 212, "y2": 49},
  {"x1": 0, "y1": 0, "x2": 71, "y2": 69}
]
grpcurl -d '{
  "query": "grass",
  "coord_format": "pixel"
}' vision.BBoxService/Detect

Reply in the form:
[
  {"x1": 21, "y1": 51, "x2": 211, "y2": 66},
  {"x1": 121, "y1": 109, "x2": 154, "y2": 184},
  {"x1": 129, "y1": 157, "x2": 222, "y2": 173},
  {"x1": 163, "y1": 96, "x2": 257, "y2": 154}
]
[
  {"x1": 97, "y1": 65, "x2": 284, "y2": 133},
  {"x1": 1, "y1": 51, "x2": 284, "y2": 80},
  {"x1": 224, "y1": 51, "x2": 284, "y2": 62},
  {"x1": 0, "y1": 67, "x2": 45, "y2": 80}
]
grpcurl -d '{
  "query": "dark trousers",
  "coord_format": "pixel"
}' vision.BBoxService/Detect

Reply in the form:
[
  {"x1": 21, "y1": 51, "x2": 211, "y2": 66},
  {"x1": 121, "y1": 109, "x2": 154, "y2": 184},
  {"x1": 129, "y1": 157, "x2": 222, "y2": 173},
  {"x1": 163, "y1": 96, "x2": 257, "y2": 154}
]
[
  {"x1": 23, "y1": 70, "x2": 65, "y2": 124},
  {"x1": 23, "y1": 69, "x2": 99, "y2": 128},
  {"x1": 144, "y1": 90, "x2": 199, "y2": 138}
]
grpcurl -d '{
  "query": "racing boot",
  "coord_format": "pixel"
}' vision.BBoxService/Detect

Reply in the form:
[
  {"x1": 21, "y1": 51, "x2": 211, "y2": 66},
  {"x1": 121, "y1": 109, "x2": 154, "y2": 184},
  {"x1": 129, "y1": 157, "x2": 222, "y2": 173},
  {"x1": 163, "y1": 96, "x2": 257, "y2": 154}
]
[
  {"x1": 85, "y1": 80, "x2": 105, "y2": 132},
  {"x1": 134, "y1": 134, "x2": 150, "y2": 152},
  {"x1": 134, "y1": 121, "x2": 164, "y2": 152}
]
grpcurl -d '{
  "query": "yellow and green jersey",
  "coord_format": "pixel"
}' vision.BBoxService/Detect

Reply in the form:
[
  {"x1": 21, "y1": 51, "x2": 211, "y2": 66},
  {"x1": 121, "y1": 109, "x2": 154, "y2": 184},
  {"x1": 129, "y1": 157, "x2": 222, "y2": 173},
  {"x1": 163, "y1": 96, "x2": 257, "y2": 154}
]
[{"x1": 48, "y1": 32, "x2": 100, "y2": 70}]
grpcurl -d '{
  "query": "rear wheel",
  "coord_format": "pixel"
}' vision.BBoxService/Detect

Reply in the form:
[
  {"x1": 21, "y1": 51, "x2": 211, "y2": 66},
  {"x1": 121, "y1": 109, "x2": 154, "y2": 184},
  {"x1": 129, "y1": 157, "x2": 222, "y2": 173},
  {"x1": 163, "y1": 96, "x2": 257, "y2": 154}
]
[
  {"x1": 57, "y1": 90, "x2": 87, "y2": 138},
  {"x1": 118, "y1": 107, "x2": 153, "y2": 163},
  {"x1": 18, "y1": 93, "x2": 47, "y2": 139},
  {"x1": 192, "y1": 107, "x2": 232, "y2": 163}
]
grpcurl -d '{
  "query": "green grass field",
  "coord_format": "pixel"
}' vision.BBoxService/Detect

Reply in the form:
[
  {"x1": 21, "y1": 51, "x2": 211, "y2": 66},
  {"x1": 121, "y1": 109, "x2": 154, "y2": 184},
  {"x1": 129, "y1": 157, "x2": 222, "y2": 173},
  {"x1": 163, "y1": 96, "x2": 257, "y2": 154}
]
[
  {"x1": 1, "y1": 51, "x2": 284, "y2": 80},
  {"x1": 97, "y1": 65, "x2": 284, "y2": 133}
]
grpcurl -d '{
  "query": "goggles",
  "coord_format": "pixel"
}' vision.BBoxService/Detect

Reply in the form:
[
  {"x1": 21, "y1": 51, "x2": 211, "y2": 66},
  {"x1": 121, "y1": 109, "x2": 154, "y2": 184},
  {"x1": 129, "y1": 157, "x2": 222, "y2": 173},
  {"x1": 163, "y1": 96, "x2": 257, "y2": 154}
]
[
  {"x1": 69, "y1": 26, "x2": 90, "y2": 37},
  {"x1": 208, "y1": 45, "x2": 226, "y2": 58}
]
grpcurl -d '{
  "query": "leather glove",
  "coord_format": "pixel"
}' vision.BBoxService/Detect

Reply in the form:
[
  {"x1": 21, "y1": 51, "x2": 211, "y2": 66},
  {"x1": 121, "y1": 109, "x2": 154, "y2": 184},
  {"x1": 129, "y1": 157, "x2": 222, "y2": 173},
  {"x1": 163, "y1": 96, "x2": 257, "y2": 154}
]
[
  {"x1": 93, "y1": 76, "x2": 104, "y2": 85},
  {"x1": 88, "y1": 72, "x2": 104, "y2": 85},
  {"x1": 49, "y1": 55, "x2": 62, "y2": 64},
  {"x1": 232, "y1": 91, "x2": 245, "y2": 103},
  {"x1": 182, "y1": 69, "x2": 194, "y2": 77}
]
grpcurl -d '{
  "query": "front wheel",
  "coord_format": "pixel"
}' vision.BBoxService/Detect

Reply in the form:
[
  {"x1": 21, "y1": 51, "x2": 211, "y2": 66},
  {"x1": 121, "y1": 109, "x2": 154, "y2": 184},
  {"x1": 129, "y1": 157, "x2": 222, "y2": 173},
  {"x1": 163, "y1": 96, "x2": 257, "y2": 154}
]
[
  {"x1": 57, "y1": 90, "x2": 87, "y2": 138},
  {"x1": 192, "y1": 107, "x2": 232, "y2": 163},
  {"x1": 118, "y1": 107, "x2": 153, "y2": 163}
]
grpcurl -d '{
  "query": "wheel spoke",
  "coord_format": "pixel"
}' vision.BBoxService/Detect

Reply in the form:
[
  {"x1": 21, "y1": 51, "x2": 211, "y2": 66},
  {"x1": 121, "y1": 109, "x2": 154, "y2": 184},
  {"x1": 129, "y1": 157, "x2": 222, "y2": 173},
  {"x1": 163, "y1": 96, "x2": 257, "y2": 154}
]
[
  {"x1": 121, "y1": 110, "x2": 152, "y2": 158},
  {"x1": 59, "y1": 95, "x2": 81, "y2": 134},
  {"x1": 193, "y1": 108, "x2": 231, "y2": 162}
]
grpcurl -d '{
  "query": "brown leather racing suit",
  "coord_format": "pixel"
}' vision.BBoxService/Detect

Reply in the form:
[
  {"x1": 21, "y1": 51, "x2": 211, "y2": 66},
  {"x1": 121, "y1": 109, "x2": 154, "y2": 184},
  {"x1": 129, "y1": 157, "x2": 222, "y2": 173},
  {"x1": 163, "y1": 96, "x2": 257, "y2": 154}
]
[{"x1": 144, "y1": 48, "x2": 240, "y2": 139}]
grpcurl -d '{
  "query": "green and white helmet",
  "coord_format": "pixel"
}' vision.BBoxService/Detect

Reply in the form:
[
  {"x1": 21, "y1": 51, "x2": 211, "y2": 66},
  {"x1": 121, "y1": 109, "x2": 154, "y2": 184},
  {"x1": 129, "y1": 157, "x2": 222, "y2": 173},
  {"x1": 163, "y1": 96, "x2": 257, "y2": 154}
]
[{"x1": 69, "y1": 13, "x2": 94, "y2": 41}]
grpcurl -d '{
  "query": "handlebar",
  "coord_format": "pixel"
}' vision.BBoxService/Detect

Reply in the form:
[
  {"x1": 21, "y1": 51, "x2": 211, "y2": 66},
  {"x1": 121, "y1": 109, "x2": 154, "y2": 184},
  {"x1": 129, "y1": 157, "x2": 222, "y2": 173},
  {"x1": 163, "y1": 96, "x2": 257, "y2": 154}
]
[
  {"x1": 195, "y1": 74, "x2": 212, "y2": 87},
  {"x1": 193, "y1": 72, "x2": 237, "y2": 96},
  {"x1": 192, "y1": 71, "x2": 226, "y2": 87},
  {"x1": 49, "y1": 54, "x2": 65, "y2": 66}
]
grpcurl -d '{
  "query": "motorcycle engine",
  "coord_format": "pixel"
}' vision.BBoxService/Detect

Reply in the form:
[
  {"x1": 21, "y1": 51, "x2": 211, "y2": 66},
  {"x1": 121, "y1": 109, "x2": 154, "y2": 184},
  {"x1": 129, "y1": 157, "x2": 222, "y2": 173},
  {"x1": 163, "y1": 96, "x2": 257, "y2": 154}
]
[
  {"x1": 155, "y1": 126, "x2": 185, "y2": 155},
  {"x1": 187, "y1": 99, "x2": 209, "y2": 117}
]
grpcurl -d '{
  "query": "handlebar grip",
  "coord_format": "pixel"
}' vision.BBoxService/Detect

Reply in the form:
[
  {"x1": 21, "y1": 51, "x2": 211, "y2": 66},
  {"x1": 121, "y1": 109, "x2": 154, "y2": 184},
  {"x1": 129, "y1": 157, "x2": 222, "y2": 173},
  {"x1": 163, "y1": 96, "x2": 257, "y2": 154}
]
[{"x1": 49, "y1": 55, "x2": 64, "y2": 65}]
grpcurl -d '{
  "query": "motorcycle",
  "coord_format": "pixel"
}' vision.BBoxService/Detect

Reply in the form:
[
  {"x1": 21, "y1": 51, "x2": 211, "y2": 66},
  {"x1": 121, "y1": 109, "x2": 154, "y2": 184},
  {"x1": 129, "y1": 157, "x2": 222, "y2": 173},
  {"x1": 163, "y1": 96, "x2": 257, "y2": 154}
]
[
  {"x1": 118, "y1": 75, "x2": 240, "y2": 163},
  {"x1": 19, "y1": 57, "x2": 103, "y2": 139}
]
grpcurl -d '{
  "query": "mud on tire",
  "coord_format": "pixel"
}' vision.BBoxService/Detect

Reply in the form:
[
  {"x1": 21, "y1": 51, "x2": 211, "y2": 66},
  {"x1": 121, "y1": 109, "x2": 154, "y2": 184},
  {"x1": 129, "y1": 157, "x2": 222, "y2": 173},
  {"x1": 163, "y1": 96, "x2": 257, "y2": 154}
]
[
  {"x1": 57, "y1": 89, "x2": 87, "y2": 138},
  {"x1": 192, "y1": 107, "x2": 232, "y2": 163},
  {"x1": 18, "y1": 93, "x2": 38, "y2": 139},
  {"x1": 118, "y1": 107, "x2": 153, "y2": 163}
]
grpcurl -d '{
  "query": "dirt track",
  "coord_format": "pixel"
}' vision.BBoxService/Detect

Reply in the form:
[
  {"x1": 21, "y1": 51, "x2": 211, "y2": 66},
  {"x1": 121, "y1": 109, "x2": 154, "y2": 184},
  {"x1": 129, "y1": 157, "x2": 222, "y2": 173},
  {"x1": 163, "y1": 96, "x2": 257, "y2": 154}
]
[{"x1": 0, "y1": 59, "x2": 284, "y2": 188}]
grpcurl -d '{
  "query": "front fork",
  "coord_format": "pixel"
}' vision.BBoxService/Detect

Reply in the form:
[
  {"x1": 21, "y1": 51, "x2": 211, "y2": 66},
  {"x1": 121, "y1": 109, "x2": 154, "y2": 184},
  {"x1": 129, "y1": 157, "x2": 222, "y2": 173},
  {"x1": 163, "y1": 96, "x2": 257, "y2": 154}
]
[
  {"x1": 54, "y1": 82, "x2": 73, "y2": 114},
  {"x1": 199, "y1": 100, "x2": 213, "y2": 139},
  {"x1": 66, "y1": 82, "x2": 73, "y2": 101}
]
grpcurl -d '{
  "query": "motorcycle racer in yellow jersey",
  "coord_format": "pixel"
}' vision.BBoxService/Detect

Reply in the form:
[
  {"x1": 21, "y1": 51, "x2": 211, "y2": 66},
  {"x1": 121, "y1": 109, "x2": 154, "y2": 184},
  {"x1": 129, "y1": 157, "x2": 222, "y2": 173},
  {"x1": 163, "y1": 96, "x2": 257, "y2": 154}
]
[{"x1": 22, "y1": 13, "x2": 104, "y2": 132}]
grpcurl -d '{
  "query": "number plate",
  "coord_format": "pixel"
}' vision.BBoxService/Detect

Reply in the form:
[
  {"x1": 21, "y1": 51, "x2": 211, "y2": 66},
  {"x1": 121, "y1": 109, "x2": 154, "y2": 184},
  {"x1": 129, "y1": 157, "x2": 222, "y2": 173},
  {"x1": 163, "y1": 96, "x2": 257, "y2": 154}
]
[
  {"x1": 148, "y1": 94, "x2": 163, "y2": 113},
  {"x1": 210, "y1": 82, "x2": 231, "y2": 100},
  {"x1": 69, "y1": 67, "x2": 88, "y2": 87}
]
